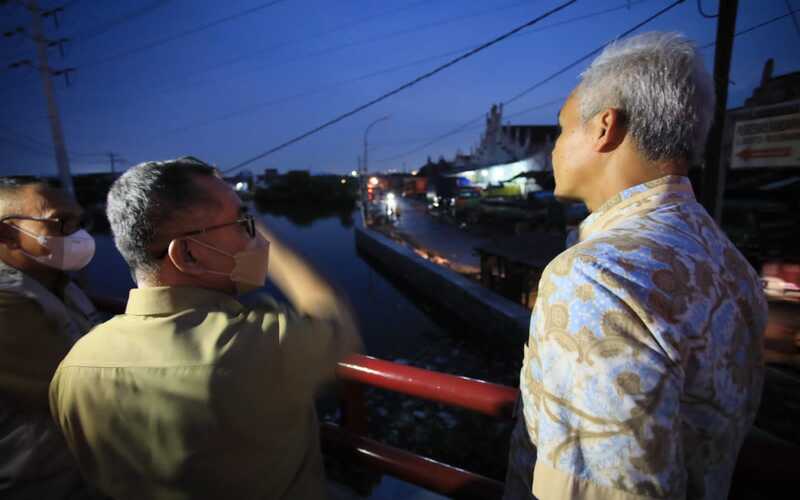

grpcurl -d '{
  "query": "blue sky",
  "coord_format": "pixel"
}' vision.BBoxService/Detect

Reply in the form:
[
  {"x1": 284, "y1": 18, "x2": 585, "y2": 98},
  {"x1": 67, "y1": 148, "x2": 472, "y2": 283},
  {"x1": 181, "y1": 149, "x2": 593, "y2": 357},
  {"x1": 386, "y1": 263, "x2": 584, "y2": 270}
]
[{"x1": 1, "y1": 0, "x2": 799, "y2": 176}]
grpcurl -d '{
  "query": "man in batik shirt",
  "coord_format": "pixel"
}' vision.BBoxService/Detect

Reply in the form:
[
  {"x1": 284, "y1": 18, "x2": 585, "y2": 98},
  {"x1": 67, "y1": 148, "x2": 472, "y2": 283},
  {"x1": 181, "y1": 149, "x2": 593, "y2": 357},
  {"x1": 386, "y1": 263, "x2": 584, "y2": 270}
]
[{"x1": 504, "y1": 32, "x2": 767, "y2": 500}]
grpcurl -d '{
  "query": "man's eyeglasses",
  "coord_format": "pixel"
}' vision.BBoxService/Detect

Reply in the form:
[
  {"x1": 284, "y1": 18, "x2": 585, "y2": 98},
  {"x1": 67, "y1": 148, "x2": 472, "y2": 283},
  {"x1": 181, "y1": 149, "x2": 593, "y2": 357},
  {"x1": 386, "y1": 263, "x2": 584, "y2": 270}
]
[
  {"x1": 155, "y1": 214, "x2": 256, "y2": 258},
  {"x1": 179, "y1": 214, "x2": 256, "y2": 239},
  {"x1": 0, "y1": 214, "x2": 93, "y2": 235}
]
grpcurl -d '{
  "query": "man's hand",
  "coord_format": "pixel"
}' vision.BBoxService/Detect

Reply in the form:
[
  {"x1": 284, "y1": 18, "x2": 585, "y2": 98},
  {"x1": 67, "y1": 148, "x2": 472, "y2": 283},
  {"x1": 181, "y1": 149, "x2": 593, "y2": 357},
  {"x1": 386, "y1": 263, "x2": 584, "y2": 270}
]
[{"x1": 256, "y1": 221, "x2": 362, "y2": 356}]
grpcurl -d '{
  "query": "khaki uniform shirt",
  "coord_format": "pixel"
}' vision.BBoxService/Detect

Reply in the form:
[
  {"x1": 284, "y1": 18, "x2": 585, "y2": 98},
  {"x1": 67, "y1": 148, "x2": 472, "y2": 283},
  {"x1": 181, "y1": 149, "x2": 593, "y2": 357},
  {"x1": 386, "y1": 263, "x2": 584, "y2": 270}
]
[
  {"x1": 50, "y1": 286, "x2": 357, "y2": 500},
  {"x1": 510, "y1": 176, "x2": 767, "y2": 499}
]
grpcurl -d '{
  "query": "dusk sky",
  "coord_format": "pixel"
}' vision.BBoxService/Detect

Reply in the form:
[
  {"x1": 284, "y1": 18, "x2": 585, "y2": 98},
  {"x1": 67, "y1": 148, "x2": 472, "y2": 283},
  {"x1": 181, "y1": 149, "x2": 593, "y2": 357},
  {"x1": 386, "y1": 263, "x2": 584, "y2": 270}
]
[{"x1": 1, "y1": 0, "x2": 799, "y2": 177}]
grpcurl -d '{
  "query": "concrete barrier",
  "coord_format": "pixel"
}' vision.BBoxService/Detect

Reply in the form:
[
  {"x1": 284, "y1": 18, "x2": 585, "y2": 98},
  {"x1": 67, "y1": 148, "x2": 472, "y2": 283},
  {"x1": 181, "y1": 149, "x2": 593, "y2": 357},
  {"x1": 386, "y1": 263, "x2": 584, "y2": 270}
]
[{"x1": 355, "y1": 227, "x2": 530, "y2": 344}]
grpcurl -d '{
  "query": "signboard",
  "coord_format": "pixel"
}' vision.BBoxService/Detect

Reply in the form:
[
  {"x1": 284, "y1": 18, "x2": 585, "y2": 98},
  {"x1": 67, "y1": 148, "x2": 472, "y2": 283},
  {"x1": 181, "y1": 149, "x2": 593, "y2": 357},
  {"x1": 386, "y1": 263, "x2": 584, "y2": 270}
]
[{"x1": 731, "y1": 113, "x2": 800, "y2": 169}]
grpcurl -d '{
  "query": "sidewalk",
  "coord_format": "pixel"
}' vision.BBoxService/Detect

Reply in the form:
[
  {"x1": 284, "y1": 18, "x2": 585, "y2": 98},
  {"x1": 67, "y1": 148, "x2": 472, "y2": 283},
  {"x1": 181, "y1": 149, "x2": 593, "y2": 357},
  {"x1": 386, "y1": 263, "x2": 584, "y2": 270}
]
[{"x1": 391, "y1": 197, "x2": 484, "y2": 274}]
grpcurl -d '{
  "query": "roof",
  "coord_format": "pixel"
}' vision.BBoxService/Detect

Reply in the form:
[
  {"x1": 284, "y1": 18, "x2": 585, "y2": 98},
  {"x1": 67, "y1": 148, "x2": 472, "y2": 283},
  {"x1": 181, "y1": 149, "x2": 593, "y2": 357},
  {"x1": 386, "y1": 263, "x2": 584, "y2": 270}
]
[{"x1": 499, "y1": 125, "x2": 559, "y2": 147}]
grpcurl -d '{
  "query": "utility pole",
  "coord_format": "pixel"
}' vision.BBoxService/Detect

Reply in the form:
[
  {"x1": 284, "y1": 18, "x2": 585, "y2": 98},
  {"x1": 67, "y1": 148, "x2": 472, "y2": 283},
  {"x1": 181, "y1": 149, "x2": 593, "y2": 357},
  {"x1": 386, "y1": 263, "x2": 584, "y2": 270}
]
[
  {"x1": 25, "y1": 0, "x2": 75, "y2": 197},
  {"x1": 701, "y1": 0, "x2": 738, "y2": 223},
  {"x1": 107, "y1": 152, "x2": 126, "y2": 173}
]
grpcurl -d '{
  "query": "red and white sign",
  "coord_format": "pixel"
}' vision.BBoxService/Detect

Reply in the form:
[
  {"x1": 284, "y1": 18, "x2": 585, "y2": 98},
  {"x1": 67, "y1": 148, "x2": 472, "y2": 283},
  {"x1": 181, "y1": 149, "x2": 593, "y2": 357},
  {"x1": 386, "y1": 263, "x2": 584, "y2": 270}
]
[{"x1": 731, "y1": 113, "x2": 800, "y2": 169}]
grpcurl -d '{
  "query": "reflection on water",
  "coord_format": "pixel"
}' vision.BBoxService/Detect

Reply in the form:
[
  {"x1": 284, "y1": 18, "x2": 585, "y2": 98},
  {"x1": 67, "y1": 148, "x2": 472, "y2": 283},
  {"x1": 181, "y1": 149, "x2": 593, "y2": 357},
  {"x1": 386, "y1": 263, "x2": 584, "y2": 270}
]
[{"x1": 253, "y1": 199, "x2": 355, "y2": 228}]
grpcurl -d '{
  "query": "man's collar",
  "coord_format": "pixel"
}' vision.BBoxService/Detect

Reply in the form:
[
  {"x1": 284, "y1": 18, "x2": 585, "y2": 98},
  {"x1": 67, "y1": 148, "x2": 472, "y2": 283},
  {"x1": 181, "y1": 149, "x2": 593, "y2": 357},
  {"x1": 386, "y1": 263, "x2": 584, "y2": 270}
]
[
  {"x1": 592, "y1": 175, "x2": 692, "y2": 216},
  {"x1": 125, "y1": 286, "x2": 244, "y2": 316},
  {"x1": 578, "y1": 175, "x2": 694, "y2": 241}
]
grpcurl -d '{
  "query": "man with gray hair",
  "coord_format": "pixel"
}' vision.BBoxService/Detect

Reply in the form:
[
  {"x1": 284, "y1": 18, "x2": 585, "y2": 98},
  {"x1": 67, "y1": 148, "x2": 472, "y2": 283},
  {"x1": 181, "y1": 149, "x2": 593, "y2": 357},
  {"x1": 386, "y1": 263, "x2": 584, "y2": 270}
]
[
  {"x1": 50, "y1": 157, "x2": 362, "y2": 499},
  {"x1": 504, "y1": 33, "x2": 766, "y2": 499}
]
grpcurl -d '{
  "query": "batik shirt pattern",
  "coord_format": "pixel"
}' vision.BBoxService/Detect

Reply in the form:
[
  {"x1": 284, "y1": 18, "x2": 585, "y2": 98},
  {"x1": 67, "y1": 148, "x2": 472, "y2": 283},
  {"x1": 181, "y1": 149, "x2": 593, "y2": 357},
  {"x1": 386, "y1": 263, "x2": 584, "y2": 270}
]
[{"x1": 518, "y1": 176, "x2": 767, "y2": 499}]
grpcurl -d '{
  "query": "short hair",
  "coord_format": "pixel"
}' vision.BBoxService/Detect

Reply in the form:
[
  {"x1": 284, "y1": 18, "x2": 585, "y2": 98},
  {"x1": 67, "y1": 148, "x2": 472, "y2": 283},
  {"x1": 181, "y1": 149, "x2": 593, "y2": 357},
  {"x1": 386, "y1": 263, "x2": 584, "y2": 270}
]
[
  {"x1": 0, "y1": 176, "x2": 60, "y2": 219},
  {"x1": 106, "y1": 157, "x2": 218, "y2": 277},
  {"x1": 577, "y1": 32, "x2": 715, "y2": 163}
]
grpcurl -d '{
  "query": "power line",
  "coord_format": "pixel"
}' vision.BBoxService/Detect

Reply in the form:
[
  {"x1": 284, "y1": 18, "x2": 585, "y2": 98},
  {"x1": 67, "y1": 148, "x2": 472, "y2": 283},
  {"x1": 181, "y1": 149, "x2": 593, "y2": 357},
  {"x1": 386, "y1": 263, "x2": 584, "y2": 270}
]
[
  {"x1": 149, "y1": 0, "x2": 438, "y2": 94},
  {"x1": 157, "y1": 0, "x2": 651, "y2": 113},
  {"x1": 164, "y1": 50, "x2": 464, "y2": 136},
  {"x1": 696, "y1": 0, "x2": 717, "y2": 18},
  {"x1": 69, "y1": 0, "x2": 172, "y2": 43},
  {"x1": 376, "y1": 96, "x2": 567, "y2": 161},
  {"x1": 222, "y1": 0, "x2": 578, "y2": 174},
  {"x1": 506, "y1": 0, "x2": 687, "y2": 105},
  {"x1": 698, "y1": 8, "x2": 800, "y2": 49},
  {"x1": 380, "y1": 3, "x2": 799, "y2": 166},
  {"x1": 377, "y1": 0, "x2": 687, "y2": 164},
  {"x1": 78, "y1": 0, "x2": 288, "y2": 70},
  {"x1": 0, "y1": 133, "x2": 105, "y2": 160},
  {"x1": 71, "y1": 0, "x2": 529, "y2": 98},
  {"x1": 786, "y1": 0, "x2": 800, "y2": 38}
]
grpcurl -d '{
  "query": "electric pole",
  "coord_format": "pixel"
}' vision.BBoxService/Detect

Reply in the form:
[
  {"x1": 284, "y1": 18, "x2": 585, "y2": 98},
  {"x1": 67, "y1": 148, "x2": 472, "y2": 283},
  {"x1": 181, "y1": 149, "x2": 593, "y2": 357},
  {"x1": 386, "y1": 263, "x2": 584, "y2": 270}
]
[
  {"x1": 107, "y1": 152, "x2": 127, "y2": 173},
  {"x1": 12, "y1": 0, "x2": 76, "y2": 197},
  {"x1": 701, "y1": 0, "x2": 738, "y2": 223}
]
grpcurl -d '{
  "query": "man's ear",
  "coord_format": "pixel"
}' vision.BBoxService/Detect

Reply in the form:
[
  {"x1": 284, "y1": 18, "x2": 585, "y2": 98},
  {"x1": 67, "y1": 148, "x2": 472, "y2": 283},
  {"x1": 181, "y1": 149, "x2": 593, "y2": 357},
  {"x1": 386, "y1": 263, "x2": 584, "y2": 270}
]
[
  {"x1": 167, "y1": 239, "x2": 206, "y2": 276},
  {"x1": 592, "y1": 108, "x2": 626, "y2": 153},
  {"x1": 0, "y1": 222, "x2": 20, "y2": 249}
]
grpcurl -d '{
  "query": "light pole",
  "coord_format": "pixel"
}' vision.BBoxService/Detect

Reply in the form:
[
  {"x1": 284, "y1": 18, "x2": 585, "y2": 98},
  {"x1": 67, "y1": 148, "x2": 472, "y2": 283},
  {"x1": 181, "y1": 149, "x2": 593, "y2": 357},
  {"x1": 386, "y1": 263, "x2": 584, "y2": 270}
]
[
  {"x1": 361, "y1": 116, "x2": 389, "y2": 224},
  {"x1": 363, "y1": 115, "x2": 389, "y2": 177}
]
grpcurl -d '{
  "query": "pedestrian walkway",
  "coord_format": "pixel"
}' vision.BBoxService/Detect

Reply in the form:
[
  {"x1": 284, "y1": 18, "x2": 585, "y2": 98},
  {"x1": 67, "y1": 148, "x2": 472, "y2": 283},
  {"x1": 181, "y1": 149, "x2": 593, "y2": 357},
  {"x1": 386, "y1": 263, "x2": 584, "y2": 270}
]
[{"x1": 391, "y1": 197, "x2": 485, "y2": 274}]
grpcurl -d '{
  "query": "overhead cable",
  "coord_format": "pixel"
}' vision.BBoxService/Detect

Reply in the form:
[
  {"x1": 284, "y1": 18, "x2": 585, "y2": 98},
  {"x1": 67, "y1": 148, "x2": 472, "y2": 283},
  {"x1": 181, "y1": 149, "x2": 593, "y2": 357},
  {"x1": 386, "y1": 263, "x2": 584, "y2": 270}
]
[
  {"x1": 377, "y1": 0, "x2": 687, "y2": 163},
  {"x1": 222, "y1": 0, "x2": 578, "y2": 173},
  {"x1": 786, "y1": 0, "x2": 800, "y2": 38},
  {"x1": 78, "y1": 0, "x2": 288, "y2": 70},
  {"x1": 698, "y1": 7, "x2": 800, "y2": 49},
  {"x1": 161, "y1": 0, "x2": 650, "y2": 134},
  {"x1": 70, "y1": 0, "x2": 172, "y2": 43},
  {"x1": 696, "y1": 0, "x2": 717, "y2": 19}
]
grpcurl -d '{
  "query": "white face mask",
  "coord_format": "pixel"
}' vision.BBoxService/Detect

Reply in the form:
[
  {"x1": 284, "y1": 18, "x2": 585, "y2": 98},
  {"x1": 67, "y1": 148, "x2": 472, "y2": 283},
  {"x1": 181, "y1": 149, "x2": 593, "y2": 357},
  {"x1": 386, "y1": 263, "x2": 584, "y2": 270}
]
[
  {"x1": 11, "y1": 226, "x2": 96, "y2": 271},
  {"x1": 186, "y1": 235, "x2": 270, "y2": 295}
]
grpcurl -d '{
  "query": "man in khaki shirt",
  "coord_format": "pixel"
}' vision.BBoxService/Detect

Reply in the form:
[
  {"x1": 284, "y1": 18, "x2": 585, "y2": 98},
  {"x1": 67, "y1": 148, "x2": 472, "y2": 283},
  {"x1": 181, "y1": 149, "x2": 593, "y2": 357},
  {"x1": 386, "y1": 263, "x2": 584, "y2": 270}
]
[{"x1": 50, "y1": 158, "x2": 362, "y2": 500}]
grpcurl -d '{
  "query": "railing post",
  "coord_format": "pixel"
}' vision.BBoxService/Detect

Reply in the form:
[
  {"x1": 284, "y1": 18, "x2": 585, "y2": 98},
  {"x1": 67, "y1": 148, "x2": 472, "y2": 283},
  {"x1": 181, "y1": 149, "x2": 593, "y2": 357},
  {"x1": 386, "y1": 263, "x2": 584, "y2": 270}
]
[
  {"x1": 332, "y1": 380, "x2": 381, "y2": 495},
  {"x1": 340, "y1": 380, "x2": 369, "y2": 435}
]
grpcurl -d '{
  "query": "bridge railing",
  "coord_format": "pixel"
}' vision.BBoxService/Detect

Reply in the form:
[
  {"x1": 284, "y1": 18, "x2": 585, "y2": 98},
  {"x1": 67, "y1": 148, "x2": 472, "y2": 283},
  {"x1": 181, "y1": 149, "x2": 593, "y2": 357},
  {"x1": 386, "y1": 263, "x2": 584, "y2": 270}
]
[{"x1": 321, "y1": 354, "x2": 518, "y2": 499}]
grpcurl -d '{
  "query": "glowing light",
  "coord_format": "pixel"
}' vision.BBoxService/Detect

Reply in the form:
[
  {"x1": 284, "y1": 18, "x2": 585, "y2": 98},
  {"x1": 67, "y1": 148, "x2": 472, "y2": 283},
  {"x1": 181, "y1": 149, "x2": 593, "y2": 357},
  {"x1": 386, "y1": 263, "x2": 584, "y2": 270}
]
[
  {"x1": 351, "y1": 170, "x2": 359, "y2": 177},
  {"x1": 369, "y1": 177, "x2": 379, "y2": 186},
  {"x1": 386, "y1": 192, "x2": 397, "y2": 213},
  {"x1": 234, "y1": 182, "x2": 247, "y2": 191},
  {"x1": 411, "y1": 170, "x2": 418, "y2": 176},
  {"x1": 340, "y1": 179, "x2": 346, "y2": 184}
]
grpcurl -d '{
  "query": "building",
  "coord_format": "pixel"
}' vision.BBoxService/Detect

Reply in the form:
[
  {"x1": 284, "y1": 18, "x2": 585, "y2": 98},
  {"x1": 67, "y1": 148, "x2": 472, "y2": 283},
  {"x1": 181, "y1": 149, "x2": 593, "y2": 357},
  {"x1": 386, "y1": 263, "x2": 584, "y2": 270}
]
[
  {"x1": 719, "y1": 59, "x2": 800, "y2": 263},
  {"x1": 448, "y1": 104, "x2": 559, "y2": 195},
  {"x1": 469, "y1": 103, "x2": 558, "y2": 169}
]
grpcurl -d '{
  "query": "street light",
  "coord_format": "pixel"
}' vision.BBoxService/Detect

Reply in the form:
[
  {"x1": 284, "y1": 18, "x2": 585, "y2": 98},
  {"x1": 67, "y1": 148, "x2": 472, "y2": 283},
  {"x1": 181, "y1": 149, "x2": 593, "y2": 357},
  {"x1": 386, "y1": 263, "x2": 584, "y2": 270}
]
[
  {"x1": 360, "y1": 116, "x2": 389, "y2": 225},
  {"x1": 362, "y1": 115, "x2": 389, "y2": 177}
]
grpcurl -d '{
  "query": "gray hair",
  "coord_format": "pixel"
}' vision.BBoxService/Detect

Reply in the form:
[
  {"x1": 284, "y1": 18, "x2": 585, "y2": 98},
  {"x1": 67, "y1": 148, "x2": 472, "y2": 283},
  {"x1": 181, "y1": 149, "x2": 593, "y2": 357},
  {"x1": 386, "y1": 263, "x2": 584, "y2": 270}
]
[
  {"x1": 106, "y1": 157, "x2": 218, "y2": 277},
  {"x1": 577, "y1": 32, "x2": 715, "y2": 163}
]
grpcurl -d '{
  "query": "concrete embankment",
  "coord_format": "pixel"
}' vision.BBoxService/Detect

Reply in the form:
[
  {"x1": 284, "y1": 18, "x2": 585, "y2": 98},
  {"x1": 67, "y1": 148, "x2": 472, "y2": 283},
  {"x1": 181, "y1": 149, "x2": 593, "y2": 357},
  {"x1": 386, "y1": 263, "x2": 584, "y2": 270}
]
[{"x1": 355, "y1": 227, "x2": 530, "y2": 344}]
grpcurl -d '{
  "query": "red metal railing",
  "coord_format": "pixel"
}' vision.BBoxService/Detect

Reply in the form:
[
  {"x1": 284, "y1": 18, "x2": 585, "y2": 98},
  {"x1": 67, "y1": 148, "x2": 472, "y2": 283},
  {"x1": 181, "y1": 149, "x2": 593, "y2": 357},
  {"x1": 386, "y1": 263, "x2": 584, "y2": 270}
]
[
  {"x1": 337, "y1": 355, "x2": 518, "y2": 418},
  {"x1": 323, "y1": 354, "x2": 519, "y2": 499}
]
